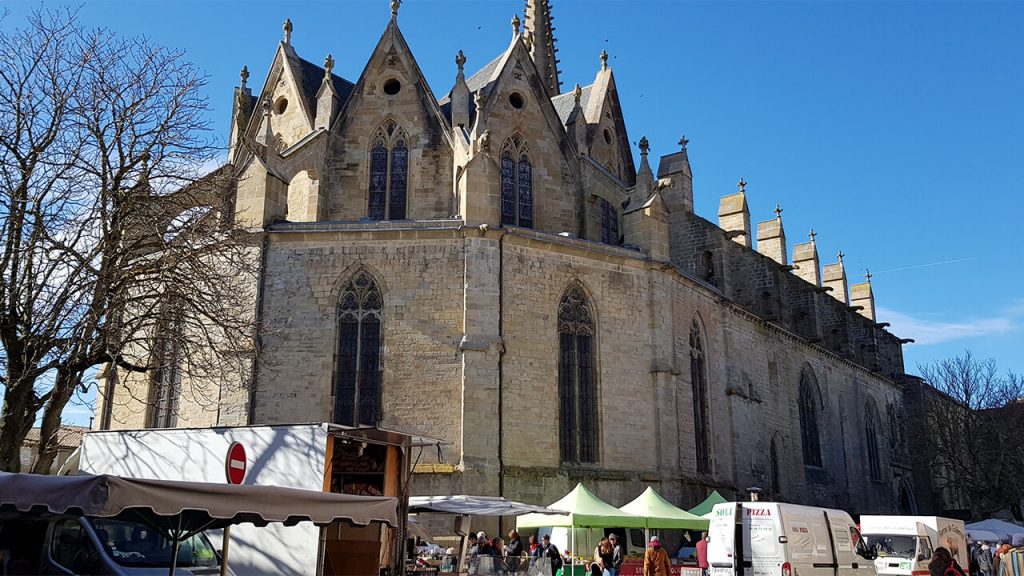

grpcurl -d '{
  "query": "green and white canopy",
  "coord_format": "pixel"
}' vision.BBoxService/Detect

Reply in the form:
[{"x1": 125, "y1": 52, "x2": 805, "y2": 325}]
[
  {"x1": 687, "y1": 490, "x2": 728, "y2": 518},
  {"x1": 516, "y1": 483, "x2": 646, "y2": 529},
  {"x1": 619, "y1": 486, "x2": 709, "y2": 530}
]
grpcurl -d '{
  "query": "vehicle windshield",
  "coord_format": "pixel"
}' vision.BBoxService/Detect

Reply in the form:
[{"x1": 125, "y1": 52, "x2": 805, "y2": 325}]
[
  {"x1": 867, "y1": 534, "x2": 917, "y2": 558},
  {"x1": 89, "y1": 519, "x2": 218, "y2": 568}
]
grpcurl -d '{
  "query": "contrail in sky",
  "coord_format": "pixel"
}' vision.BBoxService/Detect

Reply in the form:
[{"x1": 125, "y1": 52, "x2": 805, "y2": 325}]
[{"x1": 872, "y1": 257, "x2": 974, "y2": 275}]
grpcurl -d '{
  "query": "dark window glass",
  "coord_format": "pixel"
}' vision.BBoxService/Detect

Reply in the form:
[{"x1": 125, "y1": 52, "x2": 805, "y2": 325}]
[
  {"x1": 368, "y1": 142, "x2": 388, "y2": 220},
  {"x1": 335, "y1": 272, "x2": 383, "y2": 427},
  {"x1": 501, "y1": 151, "x2": 516, "y2": 226},
  {"x1": 691, "y1": 320, "x2": 711, "y2": 473},
  {"x1": 388, "y1": 141, "x2": 408, "y2": 220},
  {"x1": 518, "y1": 155, "x2": 533, "y2": 229},
  {"x1": 799, "y1": 370, "x2": 823, "y2": 467},
  {"x1": 770, "y1": 437, "x2": 781, "y2": 494},
  {"x1": 150, "y1": 307, "x2": 181, "y2": 429},
  {"x1": 599, "y1": 198, "x2": 620, "y2": 246},
  {"x1": 557, "y1": 286, "x2": 597, "y2": 464}
]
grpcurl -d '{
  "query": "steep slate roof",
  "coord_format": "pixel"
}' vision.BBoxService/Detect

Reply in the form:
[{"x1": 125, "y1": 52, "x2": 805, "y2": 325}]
[
  {"x1": 550, "y1": 84, "x2": 593, "y2": 125},
  {"x1": 295, "y1": 55, "x2": 356, "y2": 113}
]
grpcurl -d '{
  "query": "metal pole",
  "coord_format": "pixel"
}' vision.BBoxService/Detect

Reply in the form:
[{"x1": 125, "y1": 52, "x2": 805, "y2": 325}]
[
  {"x1": 219, "y1": 526, "x2": 231, "y2": 576},
  {"x1": 571, "y1": 529, "x2": 576, "y2": 576},
  {"x1": 169, "y1": 516, "x2": 182, "y2": 576}
]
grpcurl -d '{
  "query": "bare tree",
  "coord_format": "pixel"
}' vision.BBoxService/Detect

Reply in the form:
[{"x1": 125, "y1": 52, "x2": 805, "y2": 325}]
[
  {"x1": 916, "y1": 351, "x2": 1024, "y2": 517},
  {"x1": 0, "y1": 9, "x2": 259, "y2": 472}
]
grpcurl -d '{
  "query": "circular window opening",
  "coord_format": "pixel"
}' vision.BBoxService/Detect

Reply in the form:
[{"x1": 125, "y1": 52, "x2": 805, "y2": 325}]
[
  {"x1": 273, "y1": 96, "x2": 288, "y2": 115},
  {"x1": 603, "y1": 128, "x2": 612, "y2": 144},
  {"x1": 383, "y1": 78, "x2": 402, "y2": 95},
  {"x1": 509, "y1": 92, "x2": 525, "y2": 109}
]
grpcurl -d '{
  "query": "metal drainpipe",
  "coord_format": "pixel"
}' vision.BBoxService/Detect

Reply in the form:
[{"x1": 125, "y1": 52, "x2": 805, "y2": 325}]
[{"x1": 497, "y1": 230, "x2": 507, "y2": 515}]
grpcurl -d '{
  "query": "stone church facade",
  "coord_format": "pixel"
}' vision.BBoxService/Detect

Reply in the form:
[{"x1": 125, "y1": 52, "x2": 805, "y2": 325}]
[{"x1": 96, "y1": 1, "x2": 926, "y2": 516}]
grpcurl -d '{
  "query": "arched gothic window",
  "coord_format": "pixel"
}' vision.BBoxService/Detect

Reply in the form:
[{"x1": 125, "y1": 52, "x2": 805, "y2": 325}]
[
  {"x1": 148, "y1": 300, "x2": 182, "y2": 429},
  {"x1": 599, "y1": 198, "x2": 620, "y2": 245},
  {"x1": 558, "y1": 285, "x2": 597, "y2": 463},
  {"x1": 865, "y1": 398, "x2": 882, "y2": 481},
  {"x1": 500, "y1": 134, "x2": 533, "y2": 228},
  {"x1": 690, "y1": 320, "x2": 711, "y2": 473},
  {"x1": 368, "y1": 120, "x2": 409, "y2": 220},
  {"x1": 335, "y1": 271, "x2": 383, "y2": 426},
  {"x1": 769, "y1": 435, "x2": 782, "y2": 495},
  {"x1": 798, "y1": 367, "x2": 822, "y2": 468}
]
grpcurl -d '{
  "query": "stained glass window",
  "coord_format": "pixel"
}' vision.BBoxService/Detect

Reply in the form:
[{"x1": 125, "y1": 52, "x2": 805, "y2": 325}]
[
  {"x1": 799, "y1": 368, "x2": 823, "y2": 467},
  {"x1": 518, "y1": 155, "x2": 533, "y2": 229},
  {"x1": 557, "y1": 285, "x2": 598, "y2": 463},
  {"x1": 389, "y1": 141, "x2": 408, "y2": 220},
  {"x1": 501, "y1": 151, "x2": 515, "y2": 226},
  {"x1": 368, "y1": 142, "x2": 388, "y2": 221},
  {"x1": 335, "y1": 272, "x2": 383, "y2": 426},
  {"x1": 499, "y1": 136, "x2": 533, "y2": 229},
  {"x1": 691, "y1": 320, "x2": 711, "y2": 473},
  {"x1": 367, "y1": 121, "x2": 410, "y2": 220},
  {"x1": 599, "y1": 198, "x2": 620, "y2": 246}
]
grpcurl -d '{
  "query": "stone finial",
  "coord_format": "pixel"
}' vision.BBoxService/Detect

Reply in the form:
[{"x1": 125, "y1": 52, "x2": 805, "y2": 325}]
[
  {"x1": 600, "y1": 49, "x2": 609, "y2": 71},
  {"x1": 679, "y1": 134, "x2": 689, "y2": 150},
  {"x1": 737, "y1": 178, "x2": 747, "y2": 193},
  {"x1": 456, "y1": 49, "x2": 466, "y2": 72},
  {"x1": 391, "y1": 0, "x2": 401, "y2": 19},
  {"x1": 474, "y1": 90, "x2": 487, "y2": 111},
  {"x1": 512, "y1": 14, "x2": 521, "y2": 36},
  {"x1": 283, "y1": 19, "x2": 293, "y2": 45},
  {"x1": 240, "y1": 65, "x2": 249, "y2": 88},
  {"x1": 324, "y1": 54, "x2": 334, "y2": 77},
  {"x1": 837, "y1": 250, "x2": 845, "y2": 264},
  {"x1": 261, "y1": 97, "x2": 272, "y2": 117},
  {"x1": 774, "y1": 203, "x2": 783, "y2": 220},
  {"x1": 639, "y1": 136, "x2": 650, "y2": 156},
  {"x1": 866, "y1": 269, "x2": 872, "y2": 283},
  {"x1": 809, "y1": 228, "x2": 817, "y2": 244},
  {"x1": 573, "y1": 82, "x2": 582, "y2": 105}
]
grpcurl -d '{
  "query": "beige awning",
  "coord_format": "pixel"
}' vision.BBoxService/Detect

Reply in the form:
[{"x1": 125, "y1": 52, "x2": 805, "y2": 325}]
[{"x1": 0, "y1": 471, "x2": 397, "y2": 535}]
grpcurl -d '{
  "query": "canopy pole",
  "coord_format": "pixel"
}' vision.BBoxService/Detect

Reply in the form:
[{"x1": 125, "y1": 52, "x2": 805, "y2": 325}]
[
  {"x1": 219, "y1": 526, "x2": 231, "y2": 576},
  {"x1": 572, "y1": 528, "x2": 576, "y2": 575},
  {"x1": 169, "y1": 515, "x2": 182, "y2": 576}
]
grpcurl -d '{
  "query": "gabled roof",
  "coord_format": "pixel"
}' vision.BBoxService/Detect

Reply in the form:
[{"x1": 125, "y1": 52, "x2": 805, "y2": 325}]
[{"x1": 551, "y1": 84, "x2": 593, "y2": 125}]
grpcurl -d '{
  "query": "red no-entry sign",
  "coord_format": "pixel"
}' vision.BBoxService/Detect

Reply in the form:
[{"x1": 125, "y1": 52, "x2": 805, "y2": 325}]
[{"x1": 225, "y1": 442, "x2": 247, "y2": 485}]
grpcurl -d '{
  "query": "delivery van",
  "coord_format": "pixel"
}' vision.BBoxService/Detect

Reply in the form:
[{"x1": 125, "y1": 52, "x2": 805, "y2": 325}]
[
  {"x1": 0, "y1": 515, "x2": 230, "y2": 575},
  {"x1": 860, "y1": 516, "x2": 968, "y2": 576},
  {"x1": 707, "y1": 502, "x2": 878, "y2": 576}
]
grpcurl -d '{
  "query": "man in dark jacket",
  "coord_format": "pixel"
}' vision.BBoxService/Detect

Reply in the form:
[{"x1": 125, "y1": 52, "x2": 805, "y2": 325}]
[
  {"x1": 540, "y1": 534, "x2": 563, "y2": 576},
  {"x1": 610, "y1": 533, "x2": 625, "y2": 576}
]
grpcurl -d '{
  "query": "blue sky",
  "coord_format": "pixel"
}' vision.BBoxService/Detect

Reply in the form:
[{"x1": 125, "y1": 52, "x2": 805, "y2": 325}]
[{"x1": 5, "y1": 0, "x2": 1023, "y2": 425}]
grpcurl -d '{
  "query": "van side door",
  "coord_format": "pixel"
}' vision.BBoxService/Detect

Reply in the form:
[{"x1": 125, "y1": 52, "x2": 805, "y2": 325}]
[
  {"x1": 825, "y1": 513, "x2": 861, "y2": 576},
  {"x1": 708, "y1": 503, "x2": 740, "y2": 576}
]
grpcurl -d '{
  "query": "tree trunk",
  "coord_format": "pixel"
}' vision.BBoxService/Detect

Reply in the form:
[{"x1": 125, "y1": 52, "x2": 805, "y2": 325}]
[
  {"x1": 0, "y1": 375, "x2": 40, "y2": 472},
  {"x1": 31, "y1": 369, "x2": 81, "y2": 474}
]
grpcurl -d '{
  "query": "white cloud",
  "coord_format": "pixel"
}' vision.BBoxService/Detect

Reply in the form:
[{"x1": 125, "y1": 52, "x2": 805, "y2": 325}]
[{"x1": 878, "y1": 305, "x2": 1018, "y2": 346}]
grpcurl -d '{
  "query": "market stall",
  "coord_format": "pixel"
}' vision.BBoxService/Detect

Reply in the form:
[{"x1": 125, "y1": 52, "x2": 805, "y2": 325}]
[
  {"x1": 618, "y1": 487, "x2": 709, "y2": 576},
  {"x1": 687, "y1": 490, "x2": 728, "y2": 518},
  {"x1": 517, "y1": 484, "x2": 646, "y2": 576}
]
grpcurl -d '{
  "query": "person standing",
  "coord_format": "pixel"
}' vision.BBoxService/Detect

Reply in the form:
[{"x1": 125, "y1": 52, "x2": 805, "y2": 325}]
[
  {"x1": 609, "y1": 534, "x2": 625, "y2": 576},
  {"x1": 697, "y1": 531, "x2": 710, "y2": 576},
  {"x1": 979, "y1": 543, "x2": 994, "y2": 576},
  {"x1": 595, "y1": 537, "x2": 614, "y2": 576},
  {"x1": 507, "y1": 531, "x2": 524, "y2": 572},
  {"x1": 541, "y1": 534, "x2": 563, "y2": 576},
  {"x1": 645, "y1": 536, "x2": 672, "y2": 576}
]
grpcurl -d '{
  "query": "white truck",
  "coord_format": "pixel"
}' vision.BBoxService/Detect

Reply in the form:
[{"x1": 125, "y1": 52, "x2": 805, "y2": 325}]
[
  {"x1": 860, "y1": 516, "x2": 968, "y2": 576},
  {"x1": 78, "y1": 423, "x2": 433, "y2": 576},
  {"x1": 707, "y1": 501, "x2": 878, "y2": 576}
]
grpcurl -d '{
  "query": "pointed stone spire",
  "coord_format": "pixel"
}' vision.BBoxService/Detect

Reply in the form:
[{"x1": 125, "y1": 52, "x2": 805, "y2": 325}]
[
  {"x1": 600, "y1": 49, "x2": 609, "y2": 71},
  {"x1": 719, "y1": 178, "x2": 751, "y2": 247},
  {"x1": 257, "y1": 97, "x2": 273, "y2": 146},
  {"x1": 240, "y1": 66, "x2": 249, "y2": 89},
  {"x1": 822, "y1": 250, "x2": 849, "y2": 304},
  {"x1": 512, "y1": 14, "x2": 521, "y2": 38},
  {"x1": 793, "y1": 229, "x2": 821, "y2": 286},
  {"x1": 451, "y1": 50, "x2": 470, "y2": 129},
  {"x1": 283, "y1": 18, "x2": 293, "y2": 45},
  {"x1": 316, "y1": 54, "x2": 338, "y2": 130},
  {"x1": 635, "y1": 136, "x2": 655, "y2": 196},
  {"x1": 565, "y1": 82, "x2": 587, "y2": 155},
  {"x1": 229, "y1": 66, "x2": 254, "y2": 164},
  {"x1": 757, "y1": 203, "x2": 788, "y2": 265},
  {"x1": 524, "y1": 0, "x2": 561, "y2": 95},
  {"x1": 391, "y1": 0, "x2": 401, "y2": 20},
  {"x1": 573, "y1": 82, "x2": 582, "y2": 105},
  {"x1": 850, "y1": 269, "x2": 877, "y2": 321}
]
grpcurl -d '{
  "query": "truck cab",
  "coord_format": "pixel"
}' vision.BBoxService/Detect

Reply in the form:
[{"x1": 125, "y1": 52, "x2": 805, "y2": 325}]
[
  {"x1": 0, "y1": 515, "x2": 229, "y2": 575},
  {"x1": 860, "y1": 516, "x2": 967, "y2": 576}
]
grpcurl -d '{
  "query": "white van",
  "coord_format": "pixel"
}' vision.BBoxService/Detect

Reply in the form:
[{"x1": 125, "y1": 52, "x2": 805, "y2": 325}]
[
  {"x1": 707, "y1": 502, "x2": 877, "y2": 576},
  {"x1": 860, "y1": 516, "x2": 968, "y2": 576}
]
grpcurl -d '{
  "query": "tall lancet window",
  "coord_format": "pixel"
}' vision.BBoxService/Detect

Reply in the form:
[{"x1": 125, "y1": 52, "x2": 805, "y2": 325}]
[
  {"x1": 368, "y1": 120, "x2": 409, "y2": 220},
  {"x1": 690, "y1": 320, "x2": 711, "y2": 473},
  {"x1": 335, "y1": 271, "x2": 383, "y2": 426},
  {"x1": 500, "y1": 134, "x2": 533, "y2": 228},
  {"x1": 865, "y1": 398, "x2": 882, "y2": 481},
  {"x1": 558, "y1": 285, "x2": 598, "y2": 463},
  {"x1": 799, "y1": 367, "x2": 823, "y2": 468}
]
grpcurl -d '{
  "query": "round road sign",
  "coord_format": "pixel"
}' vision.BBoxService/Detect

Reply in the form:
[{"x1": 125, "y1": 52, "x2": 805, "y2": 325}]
[{"x1": 225, "y1": 442, "x2": 247, "y2": 484}]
